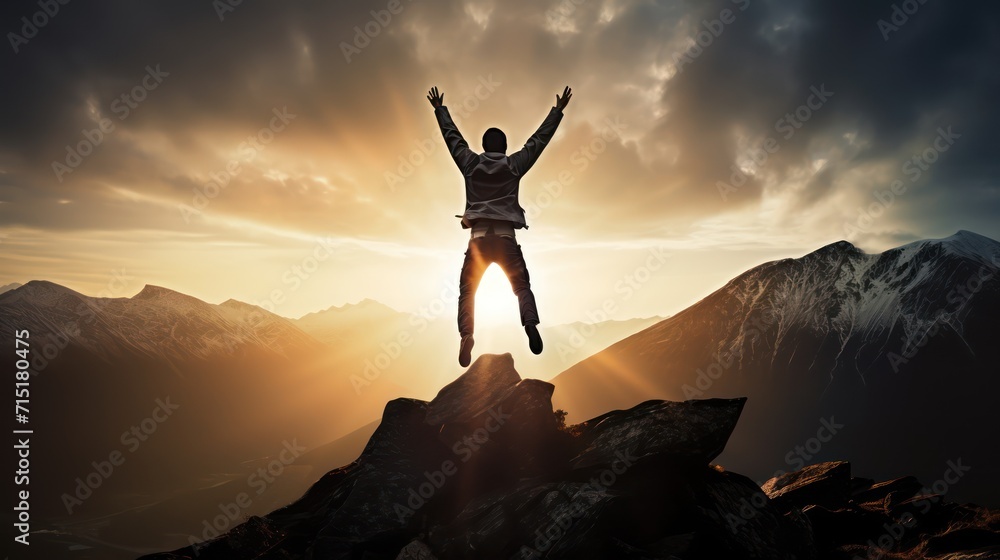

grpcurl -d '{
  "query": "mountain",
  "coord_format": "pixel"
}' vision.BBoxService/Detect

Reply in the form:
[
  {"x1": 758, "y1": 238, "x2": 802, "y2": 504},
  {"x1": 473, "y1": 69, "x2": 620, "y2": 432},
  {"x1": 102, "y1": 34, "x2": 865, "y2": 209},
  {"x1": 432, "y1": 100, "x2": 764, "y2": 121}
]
[
  {"x1": 0, "y1": 281, "x2": 408, "y2": 557},
  {"x1": 0, "y1": 281, "x2": 22, "y2": 294},
  {"x1": 294, "y1": 297, "x2": 662, "y2": 396},
  {"x1": 0, "y1": 280, "x2": 323, "y2": 367},
  {"x1": 296, "y1": 298, "x2": 404, "y2": 342},
  {"x1": 142, "y1": 354, "x2": 1000, "y2": 559},
  {"x1": 551, "y1": 230, "x2": 1000, "y2": 504}
]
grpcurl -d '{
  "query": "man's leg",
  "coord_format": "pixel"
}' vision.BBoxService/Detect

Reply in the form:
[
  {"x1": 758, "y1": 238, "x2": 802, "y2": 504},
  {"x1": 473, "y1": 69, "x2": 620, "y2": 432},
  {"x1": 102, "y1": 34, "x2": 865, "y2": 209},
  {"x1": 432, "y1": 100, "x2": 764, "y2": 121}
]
[
  {"x1": 457, "y1": 238, "x2": 489, "y2": 337},
  {"x1": 496, "y1": 238, "x2": 540, "y2": 327},
  {"x1": 496, "y1": 238, "x2": 543, "y2": 354}
]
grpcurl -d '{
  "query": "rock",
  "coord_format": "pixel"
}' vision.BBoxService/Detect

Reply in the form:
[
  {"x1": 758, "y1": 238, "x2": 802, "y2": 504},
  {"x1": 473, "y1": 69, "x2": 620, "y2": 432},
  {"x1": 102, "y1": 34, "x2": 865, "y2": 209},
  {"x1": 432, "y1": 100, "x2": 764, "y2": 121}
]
[
  {"x1": 432, "y1": 480, "x2": 616, "y2": 559},
  {"x1": 691, "y1": 469, "x2": 814, "y2": 560},
  {"x1": 570, "y1": 397, "x2": 747, "y2": 470},
  {"x1": 800, "y1": 504, "x2": 885, "y2": 549},
  {"x1": 762, "y1": 460, "x2": 852, "y2": 511},
  {"x1": 924, "y1": 527, "x2": 1000, "y2": 556},
  {"x1": 851, "y1": 475, "x2": 923, "y2": 512},
  {"x1": 397, "y1": 539, "x2": 438, "y2": 559},
  {"x1": 425, "y1": 353, "x2": 522, "y2": 426}
]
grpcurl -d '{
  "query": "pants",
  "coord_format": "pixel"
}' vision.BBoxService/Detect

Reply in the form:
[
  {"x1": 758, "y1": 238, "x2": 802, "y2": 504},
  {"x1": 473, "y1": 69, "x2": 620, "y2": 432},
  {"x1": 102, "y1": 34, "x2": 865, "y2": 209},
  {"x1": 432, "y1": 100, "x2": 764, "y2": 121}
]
[{"x1": 458, "y1": 235, "x2": 539, "y2": 336}]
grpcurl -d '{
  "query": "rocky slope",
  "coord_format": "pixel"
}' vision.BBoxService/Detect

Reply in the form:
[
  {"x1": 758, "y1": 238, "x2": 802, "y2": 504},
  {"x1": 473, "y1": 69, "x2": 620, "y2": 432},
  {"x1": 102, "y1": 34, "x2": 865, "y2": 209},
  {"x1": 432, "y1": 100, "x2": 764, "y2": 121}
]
[
  {"x1": 551, "y1": 231, "x2": 1000, "y2": 504},
  {"x1": 141, "y1": 354, "x2": 1000, "y2": 559}
]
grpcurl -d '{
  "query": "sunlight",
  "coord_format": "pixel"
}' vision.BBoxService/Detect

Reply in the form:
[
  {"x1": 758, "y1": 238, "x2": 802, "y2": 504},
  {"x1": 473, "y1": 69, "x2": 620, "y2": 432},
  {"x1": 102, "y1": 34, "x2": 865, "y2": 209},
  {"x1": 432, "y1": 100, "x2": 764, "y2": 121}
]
[{"x1": 474, "y1": 265, "x2": 522, "y2": 329}]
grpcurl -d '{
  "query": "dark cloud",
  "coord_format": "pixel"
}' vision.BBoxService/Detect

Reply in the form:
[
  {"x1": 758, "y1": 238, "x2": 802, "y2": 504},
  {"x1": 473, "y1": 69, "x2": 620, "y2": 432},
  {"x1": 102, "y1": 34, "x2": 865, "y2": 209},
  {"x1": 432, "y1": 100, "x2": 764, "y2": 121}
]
[{"x1": 1, "y1": 0, "x2": 997, "y2": 243}]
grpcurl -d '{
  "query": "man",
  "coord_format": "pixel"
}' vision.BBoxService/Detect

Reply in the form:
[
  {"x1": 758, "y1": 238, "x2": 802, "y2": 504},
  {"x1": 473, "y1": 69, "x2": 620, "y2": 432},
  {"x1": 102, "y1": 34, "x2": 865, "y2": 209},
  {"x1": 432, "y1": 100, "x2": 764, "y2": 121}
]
[{"x1": 427, "y1": 85, "x2": 572, "y2": 367}]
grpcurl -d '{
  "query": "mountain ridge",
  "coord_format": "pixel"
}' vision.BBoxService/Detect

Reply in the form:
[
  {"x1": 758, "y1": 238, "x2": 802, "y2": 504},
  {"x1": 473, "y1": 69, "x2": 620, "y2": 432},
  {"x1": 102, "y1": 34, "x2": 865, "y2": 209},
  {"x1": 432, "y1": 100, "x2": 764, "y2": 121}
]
[
  {"x1": 141, "y1": 354, "x2": 1000, "y2": 559},
  {"x1": 551, "y1": 230, "x2": 1000, "y2": 504}
]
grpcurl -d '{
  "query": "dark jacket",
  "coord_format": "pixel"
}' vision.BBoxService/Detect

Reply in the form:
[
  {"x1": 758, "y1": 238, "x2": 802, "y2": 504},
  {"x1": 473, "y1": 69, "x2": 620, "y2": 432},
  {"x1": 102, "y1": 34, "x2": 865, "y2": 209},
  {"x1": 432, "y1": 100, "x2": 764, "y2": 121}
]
[{"x1": 435, "y1": 105, "x2": 563, "y2": 229}]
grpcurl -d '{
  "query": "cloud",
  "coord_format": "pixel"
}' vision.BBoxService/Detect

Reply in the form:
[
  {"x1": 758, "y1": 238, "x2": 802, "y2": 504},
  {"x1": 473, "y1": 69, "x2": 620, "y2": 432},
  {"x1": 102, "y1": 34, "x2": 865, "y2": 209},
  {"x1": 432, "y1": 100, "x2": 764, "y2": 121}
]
[{"x1": 1, "y1": 0, "x2": 998, "y2": 312}]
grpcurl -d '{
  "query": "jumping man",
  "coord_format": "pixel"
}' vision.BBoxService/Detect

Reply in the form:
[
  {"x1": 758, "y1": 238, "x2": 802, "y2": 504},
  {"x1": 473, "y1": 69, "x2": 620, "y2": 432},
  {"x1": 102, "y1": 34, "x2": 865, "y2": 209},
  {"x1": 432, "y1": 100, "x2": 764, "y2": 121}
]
[{"x1": 427, "y1": 85, "x2": 572, "y2": 367}]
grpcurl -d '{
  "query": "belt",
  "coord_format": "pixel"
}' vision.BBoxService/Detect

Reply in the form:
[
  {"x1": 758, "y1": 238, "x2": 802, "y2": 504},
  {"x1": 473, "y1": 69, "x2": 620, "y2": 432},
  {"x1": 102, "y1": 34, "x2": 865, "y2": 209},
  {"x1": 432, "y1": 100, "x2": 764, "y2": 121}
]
[{"x1": 470, "y1": 220, "x2": 516, "y2": 239}]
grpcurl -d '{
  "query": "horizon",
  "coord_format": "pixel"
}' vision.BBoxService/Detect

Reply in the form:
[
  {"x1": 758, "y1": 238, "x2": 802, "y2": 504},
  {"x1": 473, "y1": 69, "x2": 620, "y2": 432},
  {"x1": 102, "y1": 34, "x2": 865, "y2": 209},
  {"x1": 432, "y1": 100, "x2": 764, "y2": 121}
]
[{"x1": 4, "y1": 227, "x2": 993, "y2": 322}]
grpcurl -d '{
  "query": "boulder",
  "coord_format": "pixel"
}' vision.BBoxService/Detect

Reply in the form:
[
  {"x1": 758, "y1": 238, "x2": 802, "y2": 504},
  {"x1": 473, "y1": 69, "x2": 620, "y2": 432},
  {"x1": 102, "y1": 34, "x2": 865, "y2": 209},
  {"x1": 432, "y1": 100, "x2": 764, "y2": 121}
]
[
  {"x1": 570, "y1": 397, "x2": 747, "y2": 470},
  {"x1": 762, "y1": 460, "x2": 852, "y2": 511}
]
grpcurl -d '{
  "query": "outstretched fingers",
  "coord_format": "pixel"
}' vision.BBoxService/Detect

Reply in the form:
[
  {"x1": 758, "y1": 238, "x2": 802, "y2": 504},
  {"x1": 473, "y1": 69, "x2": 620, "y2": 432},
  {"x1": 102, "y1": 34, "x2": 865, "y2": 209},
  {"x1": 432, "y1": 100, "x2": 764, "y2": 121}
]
[
  {"x1": 427, "y1": 86, "x2": 444, "y2": 107},
  {"x1": 556, "y1": 85, "x2": 572, "y2": 108}
]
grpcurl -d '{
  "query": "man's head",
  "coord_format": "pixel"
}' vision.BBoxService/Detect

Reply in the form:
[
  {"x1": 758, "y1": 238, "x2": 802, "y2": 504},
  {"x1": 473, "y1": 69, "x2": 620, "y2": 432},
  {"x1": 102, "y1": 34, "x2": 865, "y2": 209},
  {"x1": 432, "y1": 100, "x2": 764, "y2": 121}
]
[{"x1": 482, "y1": 127, "x2": 507, "y2": 153}]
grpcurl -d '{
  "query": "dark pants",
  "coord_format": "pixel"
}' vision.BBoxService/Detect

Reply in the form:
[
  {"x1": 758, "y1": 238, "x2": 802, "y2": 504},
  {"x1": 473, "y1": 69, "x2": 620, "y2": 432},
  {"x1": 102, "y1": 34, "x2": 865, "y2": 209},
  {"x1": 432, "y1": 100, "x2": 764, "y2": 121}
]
[{"x1": 458, "y1": 235, "x2": 539, "y2": 336}]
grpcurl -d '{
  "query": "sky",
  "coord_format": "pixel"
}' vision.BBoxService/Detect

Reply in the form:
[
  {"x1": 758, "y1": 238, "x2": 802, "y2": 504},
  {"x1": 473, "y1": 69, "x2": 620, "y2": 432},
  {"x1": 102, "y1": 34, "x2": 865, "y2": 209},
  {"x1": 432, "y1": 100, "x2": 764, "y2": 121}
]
[{"x1": 1, "y1": 0, "x2": 998, "y2": 325}]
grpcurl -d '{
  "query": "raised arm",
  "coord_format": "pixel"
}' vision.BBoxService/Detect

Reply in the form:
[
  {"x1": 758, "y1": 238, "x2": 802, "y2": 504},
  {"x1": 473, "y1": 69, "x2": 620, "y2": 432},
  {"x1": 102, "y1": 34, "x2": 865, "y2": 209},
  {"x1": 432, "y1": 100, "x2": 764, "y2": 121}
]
[
  {"x1": 428, "y1": 86, "x2": 478, "y2": 175},
  {"x1": 509, "y1": 86, "x2": 572, "y2": 176}
]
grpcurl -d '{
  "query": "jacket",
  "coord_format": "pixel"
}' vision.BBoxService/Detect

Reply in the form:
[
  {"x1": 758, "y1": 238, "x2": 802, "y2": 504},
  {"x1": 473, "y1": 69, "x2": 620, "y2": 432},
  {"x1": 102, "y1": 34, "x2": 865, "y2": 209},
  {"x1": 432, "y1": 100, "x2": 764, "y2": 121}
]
[{"x1": 434, "y1": 105, "x2": 563, "y2": 229}]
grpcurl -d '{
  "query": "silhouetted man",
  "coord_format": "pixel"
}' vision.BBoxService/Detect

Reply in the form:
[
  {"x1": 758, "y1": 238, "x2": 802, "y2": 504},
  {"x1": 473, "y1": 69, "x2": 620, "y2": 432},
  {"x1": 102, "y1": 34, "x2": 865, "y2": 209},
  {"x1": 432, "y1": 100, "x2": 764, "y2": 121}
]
[{"x1": 428, "y1": 85, "x2": 572, "y2": 367}]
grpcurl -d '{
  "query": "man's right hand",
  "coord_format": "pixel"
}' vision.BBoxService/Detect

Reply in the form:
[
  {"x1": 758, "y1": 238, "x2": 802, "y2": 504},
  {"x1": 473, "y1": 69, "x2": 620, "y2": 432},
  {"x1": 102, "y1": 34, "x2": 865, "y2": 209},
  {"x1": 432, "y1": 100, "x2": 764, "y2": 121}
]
[
  {"x1": 555, "y1": 86, "x2": 572, "y2": 110},
  {"x1": 427, "y1": 86, "x2": 444, "y2": 108}
]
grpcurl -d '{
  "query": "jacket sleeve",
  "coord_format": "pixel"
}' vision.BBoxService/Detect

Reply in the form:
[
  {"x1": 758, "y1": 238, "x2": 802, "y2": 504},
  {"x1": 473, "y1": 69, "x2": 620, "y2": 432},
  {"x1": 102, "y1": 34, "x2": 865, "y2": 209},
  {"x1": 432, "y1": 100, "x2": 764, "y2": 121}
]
[
  {"x1": 509, "y1": 107, "x2": 564, "y2": 176},
  {"x1": 434, "y1": 106, "x2": 479, "y2": 175}
]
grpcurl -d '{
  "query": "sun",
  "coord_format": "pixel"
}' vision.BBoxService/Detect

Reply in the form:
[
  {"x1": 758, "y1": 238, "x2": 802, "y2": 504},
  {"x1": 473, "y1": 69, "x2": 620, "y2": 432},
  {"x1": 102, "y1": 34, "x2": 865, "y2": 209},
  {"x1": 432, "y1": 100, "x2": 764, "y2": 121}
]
[{"x1": 473, "y1": 265, "x2": 523, "y2": 329}]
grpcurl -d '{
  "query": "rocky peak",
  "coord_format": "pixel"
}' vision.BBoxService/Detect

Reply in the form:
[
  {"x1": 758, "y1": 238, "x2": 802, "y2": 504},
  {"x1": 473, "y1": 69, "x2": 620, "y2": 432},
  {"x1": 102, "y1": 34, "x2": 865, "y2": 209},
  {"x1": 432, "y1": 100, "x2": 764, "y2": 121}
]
[
  {"x1": 130, "y1": 285, "x2": 217, "y2": 311},
  {"x1": 143, "y1": 354, "x2": 1000, "y2": 560},
  {"x1": 425, "y1": 353, "x2": 523, "y2": 425},
  {"x1": 804, "y1": 239, "x2": 864, "y2": 261}
]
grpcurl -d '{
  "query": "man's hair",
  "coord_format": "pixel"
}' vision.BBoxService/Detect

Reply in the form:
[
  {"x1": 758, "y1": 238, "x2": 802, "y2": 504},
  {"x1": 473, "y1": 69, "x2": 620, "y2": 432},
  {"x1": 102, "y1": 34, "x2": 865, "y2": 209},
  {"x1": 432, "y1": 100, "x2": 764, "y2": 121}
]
[{"x1": 482, "y1": 127, "x2": 507, "y2": 153}]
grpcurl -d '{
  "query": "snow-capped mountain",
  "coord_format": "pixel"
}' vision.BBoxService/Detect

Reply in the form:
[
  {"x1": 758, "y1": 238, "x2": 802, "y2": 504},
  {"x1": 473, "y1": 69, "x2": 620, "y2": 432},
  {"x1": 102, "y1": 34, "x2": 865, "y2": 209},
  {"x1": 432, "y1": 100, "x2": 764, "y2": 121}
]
[
  {"x1": 552, "y1": 230, "x2": 1000, "y2": 504},
  {"x1": 696, "y1": 229, "x2": 998, "y2": 381},
  {"x1": 0, "y1": 280, "x2": 323, "y2": 367}
]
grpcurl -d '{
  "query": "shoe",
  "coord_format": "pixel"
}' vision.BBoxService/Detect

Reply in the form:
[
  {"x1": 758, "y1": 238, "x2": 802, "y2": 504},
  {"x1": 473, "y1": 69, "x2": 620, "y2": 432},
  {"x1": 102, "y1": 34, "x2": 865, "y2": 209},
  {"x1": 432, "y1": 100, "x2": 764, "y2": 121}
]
[
  {"x1": 459, "y1": 334, "x2": 475, "y2": 367},
  {"x1": 525, "y1": 324, "x2": 543, "y2": 355}
]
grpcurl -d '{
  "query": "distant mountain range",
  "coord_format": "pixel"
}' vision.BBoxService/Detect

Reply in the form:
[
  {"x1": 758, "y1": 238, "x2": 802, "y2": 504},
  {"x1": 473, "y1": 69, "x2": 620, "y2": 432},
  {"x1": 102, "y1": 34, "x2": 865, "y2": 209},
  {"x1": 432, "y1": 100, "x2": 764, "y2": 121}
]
[
  {"x1": 0, "y1": 280, "x2": 658, "y2": 558},
  {"x1": 551, "y1": 230, "x2": 1000, "y2": 504},
  {"x1": 0, "y1": 281, "x2": 22, "y2": 294},
  {"x1": 292, "y1": 297, "x2": 663, "y2": 394},
  {"x1": 0, "y1": 282, "x2": 408, "y2": 557},
  {"x1": 1, "y1": 281, "x2": 322, "y2": 367}
]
